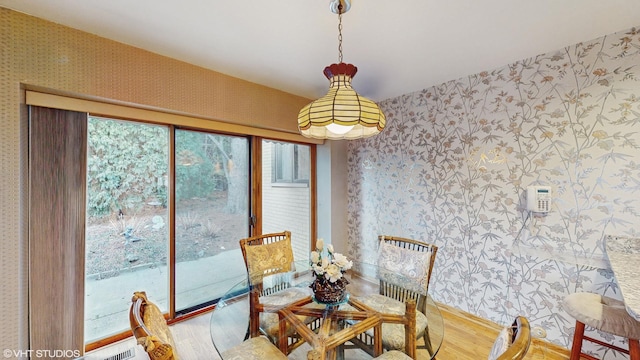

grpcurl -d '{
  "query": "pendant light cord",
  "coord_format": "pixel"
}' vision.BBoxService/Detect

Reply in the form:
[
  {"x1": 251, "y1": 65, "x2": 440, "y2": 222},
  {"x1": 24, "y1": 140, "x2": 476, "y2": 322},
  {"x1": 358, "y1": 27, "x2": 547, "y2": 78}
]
[{"x1": 338, "y1": 3, "x2": 343, "y2": 63}]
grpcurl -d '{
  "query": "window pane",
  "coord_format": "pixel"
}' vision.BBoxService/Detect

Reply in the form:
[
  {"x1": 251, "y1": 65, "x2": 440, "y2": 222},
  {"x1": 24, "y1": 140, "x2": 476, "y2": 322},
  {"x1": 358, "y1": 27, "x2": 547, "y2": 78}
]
[
  {"x1": 296, "y1": 145, "x2": 310, "y2": 181},
  {"x1": 263, "y1": 140, "x2": 311, "y2": 261},
  {"x1": 279, "y1": 143, "x2": 294, "y2": 182},
  {"x1": 175, "y1": 130, "x2": 249, "y2": 312},
  {"x1": 85, "y1": 117, "x2": 169, "y2": 342}
]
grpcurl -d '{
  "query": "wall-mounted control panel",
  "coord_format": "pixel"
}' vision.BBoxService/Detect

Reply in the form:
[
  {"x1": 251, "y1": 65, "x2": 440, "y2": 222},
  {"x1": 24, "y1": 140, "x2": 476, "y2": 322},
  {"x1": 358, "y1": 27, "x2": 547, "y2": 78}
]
[{"x1": 527, "y1": 186, "x2": 551, "y2": 213}]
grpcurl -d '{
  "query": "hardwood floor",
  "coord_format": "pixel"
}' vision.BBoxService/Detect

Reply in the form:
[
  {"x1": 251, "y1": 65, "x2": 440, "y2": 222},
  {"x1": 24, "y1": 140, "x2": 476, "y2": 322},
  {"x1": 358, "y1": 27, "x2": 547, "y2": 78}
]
[
  {"x1": 435, "y1": 304, "x2": 570, "y2": 360},
  {"x1": 86, "y1": 303, "x2": 572, "y2": 360}
]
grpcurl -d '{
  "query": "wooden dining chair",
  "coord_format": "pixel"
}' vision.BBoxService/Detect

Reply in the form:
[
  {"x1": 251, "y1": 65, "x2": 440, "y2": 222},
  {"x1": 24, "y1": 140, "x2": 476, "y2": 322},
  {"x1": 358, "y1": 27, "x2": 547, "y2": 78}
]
[
  {"x1": 239, "y1": 231, "x2": 297, "y2": 296},
  {"x1": 487, "y1": 316, "x2": 531, "y2": 360},
  {"x1": 352, "y1": 235, "x2": 438, "y2": 356},
  {"x1": 239, "y1": 231, "x2": 316, "y2": 353},
  {"x1": 129, "y1": 291, "x2": 178, "y2": 360}
]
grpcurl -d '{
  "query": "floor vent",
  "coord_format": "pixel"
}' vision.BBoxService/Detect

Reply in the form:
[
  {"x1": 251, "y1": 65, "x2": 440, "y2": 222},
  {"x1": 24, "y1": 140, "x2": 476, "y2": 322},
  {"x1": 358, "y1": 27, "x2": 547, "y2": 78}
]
[{"x1": 102, "y1": 347, "x2": 135, "y2": 360}]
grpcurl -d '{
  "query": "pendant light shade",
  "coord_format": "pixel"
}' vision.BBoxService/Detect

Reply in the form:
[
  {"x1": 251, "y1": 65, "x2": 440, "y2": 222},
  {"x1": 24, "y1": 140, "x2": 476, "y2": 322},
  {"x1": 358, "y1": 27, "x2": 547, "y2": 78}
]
[
  {"x1": 297, "y1": 1, "x2": 385, "y2": 140},
  {"x1": 298, "y1": 63, "x2": 385, "y2": 140}
]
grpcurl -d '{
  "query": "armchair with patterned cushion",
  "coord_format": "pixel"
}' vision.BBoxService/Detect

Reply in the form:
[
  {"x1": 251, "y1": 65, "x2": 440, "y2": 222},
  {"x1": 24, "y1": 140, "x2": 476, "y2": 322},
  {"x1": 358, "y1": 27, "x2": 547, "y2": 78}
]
[
  {"x1": 129, "y1": 291, "x2": 178, "y2": 360},
  {"x1": 129, "y1": 291, "x2": 288, "y2": 360},
  {"x1": 353, "y1": 235, "x2": 438, "y2": 357},
  {"x1": 239, "y1": 231, "x2": 320, "y2": 353}
]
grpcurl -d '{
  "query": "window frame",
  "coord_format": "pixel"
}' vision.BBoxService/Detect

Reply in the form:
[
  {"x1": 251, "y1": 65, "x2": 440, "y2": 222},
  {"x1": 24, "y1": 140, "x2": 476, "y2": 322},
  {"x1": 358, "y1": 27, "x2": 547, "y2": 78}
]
[{"x1": 271, "y1": 142, "x2": 310, "y2": 187}]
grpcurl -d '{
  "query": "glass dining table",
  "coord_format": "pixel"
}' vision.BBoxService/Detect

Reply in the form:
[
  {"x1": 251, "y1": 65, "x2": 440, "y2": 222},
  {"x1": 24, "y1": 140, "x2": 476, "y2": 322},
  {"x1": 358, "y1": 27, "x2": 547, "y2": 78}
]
[{"x1": 210, "y1": 261, "x2": 444, "y2": 359}]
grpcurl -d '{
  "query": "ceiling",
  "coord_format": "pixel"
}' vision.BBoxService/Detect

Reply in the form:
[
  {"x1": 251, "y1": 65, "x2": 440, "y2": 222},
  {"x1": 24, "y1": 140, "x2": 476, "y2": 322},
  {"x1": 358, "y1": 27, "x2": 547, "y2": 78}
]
[{"x1": 2, "y1": 0, "x2": 640, "y2": 102}]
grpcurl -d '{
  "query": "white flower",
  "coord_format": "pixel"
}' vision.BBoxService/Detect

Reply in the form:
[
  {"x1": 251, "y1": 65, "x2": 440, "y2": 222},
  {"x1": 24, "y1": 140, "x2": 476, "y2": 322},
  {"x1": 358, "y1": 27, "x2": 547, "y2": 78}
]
[
  {"x1": 333, "y1": 253, "x2": 353, "y2": 271},
  {"x1": 325, "y1": 264, "x2": 342, "y2": 282},
  {"x1": 312, "y1": 264, "x2": 325, "y2": 275},
  {"x1": 310, "y1": 239, "x2": 352, "y2": 282},
  {"x1": 327, "y1": 244, "x2": 334, "y2": 254}
]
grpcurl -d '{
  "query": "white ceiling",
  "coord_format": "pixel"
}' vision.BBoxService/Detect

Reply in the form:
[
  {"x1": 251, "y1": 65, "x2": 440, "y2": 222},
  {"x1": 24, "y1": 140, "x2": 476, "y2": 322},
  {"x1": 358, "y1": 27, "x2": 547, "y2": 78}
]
[{"x1": 2, "y1": 0, "x2": 640, "y2": 102}]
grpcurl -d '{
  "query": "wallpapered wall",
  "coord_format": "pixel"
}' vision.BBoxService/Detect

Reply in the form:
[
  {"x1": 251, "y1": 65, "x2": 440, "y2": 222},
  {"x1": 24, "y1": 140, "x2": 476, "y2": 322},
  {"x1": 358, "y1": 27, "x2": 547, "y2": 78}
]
[{"x1": 347, "y1": 26, "x2": 640, "y2": 356}]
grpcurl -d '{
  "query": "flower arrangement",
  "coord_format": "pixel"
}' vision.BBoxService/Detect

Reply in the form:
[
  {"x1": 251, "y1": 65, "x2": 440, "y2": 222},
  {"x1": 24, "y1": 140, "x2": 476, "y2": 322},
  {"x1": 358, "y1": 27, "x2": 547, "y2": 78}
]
[
  {"x1": 310, "y1": 238, "x2": 353, "y2": 282},
  {"x1": 310, "y1": 239, "x2": 352, "y2": 304}
]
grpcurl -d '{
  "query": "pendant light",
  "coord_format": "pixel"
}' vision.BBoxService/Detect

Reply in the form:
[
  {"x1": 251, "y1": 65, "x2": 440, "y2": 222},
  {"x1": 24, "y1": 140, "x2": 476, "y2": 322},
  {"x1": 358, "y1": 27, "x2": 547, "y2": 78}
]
[{"x1": 297, "y1": 0, "x2": 386, "y2": 140}]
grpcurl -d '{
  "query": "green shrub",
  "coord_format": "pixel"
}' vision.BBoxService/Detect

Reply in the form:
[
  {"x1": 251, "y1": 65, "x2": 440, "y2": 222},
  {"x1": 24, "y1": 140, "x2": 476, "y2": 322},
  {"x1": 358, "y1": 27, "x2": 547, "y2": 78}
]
[{"x1": 87, "y1": 117, "x2": 168, "y2": 217}]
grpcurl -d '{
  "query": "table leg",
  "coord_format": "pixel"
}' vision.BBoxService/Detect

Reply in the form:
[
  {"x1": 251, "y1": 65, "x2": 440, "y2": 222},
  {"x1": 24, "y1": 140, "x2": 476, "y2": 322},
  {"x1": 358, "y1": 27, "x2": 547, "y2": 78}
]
[
  {"x1": 336, "y1": 343, "x2": 345, "y2": 360},
  {"x1": 278, "y1": 312, "x2": 288, "y2": 353},
  {"x1": 373, "y1": 323, "x2": 382, "y2": 356},
  {"x1": 405, "y1": 300, "x2": 417, "y2": 359}
]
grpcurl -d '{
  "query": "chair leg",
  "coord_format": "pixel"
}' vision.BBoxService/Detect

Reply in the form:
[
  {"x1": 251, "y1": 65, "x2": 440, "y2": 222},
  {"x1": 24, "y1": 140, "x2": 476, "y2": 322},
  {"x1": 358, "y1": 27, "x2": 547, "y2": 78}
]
[
  {"x1": 570, "y1": 321, "x2": 585, "y2": 360},
  {"x1": 630, "y1": 338, "x2": 640, "y2": 360},
  {"x1": 423, "y1": 328, "x2": 434, "y2": 357}
]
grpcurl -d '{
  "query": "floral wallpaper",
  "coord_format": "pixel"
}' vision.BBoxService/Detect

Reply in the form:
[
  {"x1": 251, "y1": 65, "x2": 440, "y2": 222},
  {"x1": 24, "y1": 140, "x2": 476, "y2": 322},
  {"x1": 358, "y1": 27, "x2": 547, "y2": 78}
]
[{"x1": 347, "y1": 26, "x2": 640, "y2": 357}]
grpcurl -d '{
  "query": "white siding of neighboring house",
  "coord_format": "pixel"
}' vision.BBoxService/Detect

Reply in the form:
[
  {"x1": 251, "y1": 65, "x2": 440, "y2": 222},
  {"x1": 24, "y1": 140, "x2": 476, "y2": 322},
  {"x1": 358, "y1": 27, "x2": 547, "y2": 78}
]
[{"x1": 262, "y1": 142, "x2": 311, "y2": 262}]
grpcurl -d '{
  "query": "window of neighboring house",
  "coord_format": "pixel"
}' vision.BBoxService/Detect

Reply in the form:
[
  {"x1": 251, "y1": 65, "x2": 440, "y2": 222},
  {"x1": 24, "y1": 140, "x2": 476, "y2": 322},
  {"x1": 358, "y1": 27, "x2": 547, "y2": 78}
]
[
  {"x1": 262, "y1": 140, "x2": 312, "y2": 262},
  {"x1": 272, "y1": 142, "x2": 310, "y2": 186}
]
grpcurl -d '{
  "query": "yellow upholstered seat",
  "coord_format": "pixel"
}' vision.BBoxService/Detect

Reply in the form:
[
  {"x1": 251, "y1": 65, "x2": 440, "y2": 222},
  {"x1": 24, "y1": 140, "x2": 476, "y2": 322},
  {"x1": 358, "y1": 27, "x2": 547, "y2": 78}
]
[{"x1": 220, "y1": 335, "x2": 288, "y2": 360}]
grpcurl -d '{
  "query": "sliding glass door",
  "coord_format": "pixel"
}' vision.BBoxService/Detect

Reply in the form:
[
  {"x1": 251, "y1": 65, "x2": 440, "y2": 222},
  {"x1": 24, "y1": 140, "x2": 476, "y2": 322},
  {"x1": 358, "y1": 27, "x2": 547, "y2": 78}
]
[
  {"x1": 174, "y1": 130, "x2": 249, "y2": 312},
  {"x1": 84, "y1": 116, "x2": 170, "y2": 341},
  {"x1": 82, "y1": 116, "x2": 313, "y2": 345},
  {"x1": 84, "y1": 120, "x2": 252, "y2": 340}
]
